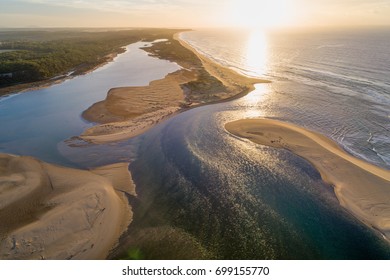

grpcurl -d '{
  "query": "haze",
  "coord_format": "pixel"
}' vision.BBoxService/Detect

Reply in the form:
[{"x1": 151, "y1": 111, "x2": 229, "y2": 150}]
[{"x1": 1, "y1": 0, "x2": 390, "y2": 29}]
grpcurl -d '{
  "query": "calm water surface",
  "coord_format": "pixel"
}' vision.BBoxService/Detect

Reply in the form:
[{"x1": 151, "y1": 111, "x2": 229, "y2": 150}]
[
  {"x1": 0, "y1": 41, "x2": 179, "y2": 164},
  {"x1": 1, "y1": 30, "x2": 389, "y2": 259},
  {"x1": 181, "y1": 28, "x2": 390, "y2": 169}
]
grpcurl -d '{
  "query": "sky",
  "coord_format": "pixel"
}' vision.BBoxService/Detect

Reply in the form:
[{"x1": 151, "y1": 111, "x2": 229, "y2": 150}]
[{"x1": 1, "y1": 0, "x2": 390, "y2": 29}]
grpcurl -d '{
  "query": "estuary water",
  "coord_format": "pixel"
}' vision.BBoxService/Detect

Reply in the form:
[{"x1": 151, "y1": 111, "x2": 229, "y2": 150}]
[
  {"x1": 181, "y1": 28, "x2": 390, "y2": 169},
  {"x1": 120, "y1": 28, "x2": 390, "y2": 259},
  {"x1": 0, "y1": 41, "x2": 179, "y2": 164},
  {"x1": 1, "y1": 29, "x2": 389, "y2": 259}
]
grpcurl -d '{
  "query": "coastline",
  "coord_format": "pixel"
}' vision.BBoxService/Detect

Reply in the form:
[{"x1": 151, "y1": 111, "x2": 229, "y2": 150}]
[
  {"x1": 225, "y1": 118, "x2": 390, "y2": 241},
  {"x1": 1, "y1": 30, "x2": 269, "y2": 259},
  {"x1": 0, "y1": 153, "x2": 135, "y2": 259},
  {"x1": 174, "y1": 33, "x2": 269, "y2": 94},
  {"x1": 80, "y1": 31, "x2": 268, "y2": 144},
  {"x1": 2, "y1": 28, "x2": 389, "y2": 259}
]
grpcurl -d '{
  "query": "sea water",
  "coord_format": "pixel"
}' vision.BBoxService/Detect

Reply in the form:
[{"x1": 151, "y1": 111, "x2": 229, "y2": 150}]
[
  {"x1": 181, "y1": 28, "x2": 390, "y2": 169},
  {"x1": 115, "y1": 28, "x2": 390, "y2": 259},
  {"x1": 1, "y1": 29, "x2": 389, "y2": 259}
]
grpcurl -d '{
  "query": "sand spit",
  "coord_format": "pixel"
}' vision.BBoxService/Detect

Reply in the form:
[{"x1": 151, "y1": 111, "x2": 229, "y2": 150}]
[
  {"x1": 80, "y1": 32, "x2": 267, "y2": 144},
  {"x1": 81, "y1": 69, "x2": 196, "y2": 143},
  {"x1": 225, "y1": 119, "x2": 390, "y2": 241},
  {"x1": 175, "y1": 33, "x2": 267, "y2": 94},
  {"x1": 0, "y1": 153, "x2": 135, "y2": 259}
]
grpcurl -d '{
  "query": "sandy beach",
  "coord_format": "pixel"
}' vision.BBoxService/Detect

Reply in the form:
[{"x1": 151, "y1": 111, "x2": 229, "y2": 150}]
[
  {"x1": 0, "y1": 32, "x2": 269, "y2": 259},
  {"x1": 80, "y1": 32, "x2": 267, "y2": 144},
  {"x1": 174, "y1": 33, "x2": 268, "y2": 95},
  {"x1": 0, "y1": 153, "x2": 135, "y2": 259},
  {"x1": 81, "y1": 69, "x2": 196, "y2": 143},
  {"x1": 225, "y1": 119, "x2": 390, "y2": 241}
]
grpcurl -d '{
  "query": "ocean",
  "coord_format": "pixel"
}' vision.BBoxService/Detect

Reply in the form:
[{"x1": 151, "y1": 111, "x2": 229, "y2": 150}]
[
  {"x1": 105, "y1": 28, "x2": 390, "y2": 259},
  {"x1": 1, "y1": 28, "x2": 389, "y2": 259},
  {"x1": 180, "y1": 28, "x2": 390, "y2": 169}
]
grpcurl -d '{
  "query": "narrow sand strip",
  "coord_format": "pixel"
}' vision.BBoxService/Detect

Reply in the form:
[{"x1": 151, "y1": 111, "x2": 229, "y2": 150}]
[
  {"x1": 80, "y1": 69, "x2": 195, "y2": 144},
  {"x1": 79, "y1": 32, "x2": 267, "y2": 144},
  {"x1": 225, "y1": 119, "x2": 390, "y2": 241},
  {"x1": 0, "y1": 153, "x2": 135, "y2": 259},
  {"x1": 174, "y1": 33, "x2": 267, "y2": 94}
]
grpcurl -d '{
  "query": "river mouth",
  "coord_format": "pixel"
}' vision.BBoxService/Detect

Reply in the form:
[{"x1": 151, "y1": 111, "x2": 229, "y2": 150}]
[
  {"x1": 1, "y1": 31, "x2": 390, "y2": 259},
  {"x1": 0, "y1": 41, "x2": 180, "y2": 165},
  {"x1": 55, "y1": 83, "x2": 390, "y2": 260},
  {"x1": 84, "y1": 96, "x2": 389, "y2": 260}
]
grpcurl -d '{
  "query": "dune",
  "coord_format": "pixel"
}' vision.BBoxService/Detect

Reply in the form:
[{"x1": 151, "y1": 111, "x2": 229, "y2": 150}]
[
  {"x1": 225, "y1": 118, "x2": 390, "y2": 241},
  {"x1": 0, "y1": 153, "x2": 135, "y2": 260}
]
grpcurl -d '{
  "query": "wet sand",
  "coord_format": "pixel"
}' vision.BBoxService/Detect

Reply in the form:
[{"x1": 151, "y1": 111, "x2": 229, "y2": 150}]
[
  {"x1": 225, "y1": 118, "x2": 390, "y2": 241},
  {"x1": 0, "y1": 154, "x2": 135, "y2": 259}
]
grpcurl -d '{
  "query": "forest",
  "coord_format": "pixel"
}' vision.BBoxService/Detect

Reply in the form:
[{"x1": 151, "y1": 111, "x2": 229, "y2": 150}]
[{"x1": 0, "y1": 28, "x2": 186, "y2": 90}]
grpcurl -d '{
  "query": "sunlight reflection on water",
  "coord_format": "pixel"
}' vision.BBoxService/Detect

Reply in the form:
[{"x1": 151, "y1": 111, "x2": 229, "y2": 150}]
[
  {"x1": 234, "y1": 83, "x2": 272, "y2": 119},
  {"x1": 245, "y1": 30, "x2": 269, "y2": 76}
]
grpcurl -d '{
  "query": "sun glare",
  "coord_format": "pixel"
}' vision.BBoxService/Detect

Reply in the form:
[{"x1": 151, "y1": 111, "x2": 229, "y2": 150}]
[
  {"x1": 246, "y1": 30, "x2": 268, "y2": 76},
  {"x1": 229, "y1": 0, "x2": 291, "y2": 29}
]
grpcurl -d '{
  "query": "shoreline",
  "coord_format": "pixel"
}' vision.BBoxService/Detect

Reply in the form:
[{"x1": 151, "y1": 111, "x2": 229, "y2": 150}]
[
  {"x1": 174, "y1": 33, "x2": 269, "y2": 94},
  {"x1": 80, "y1": 31, "x2": 268, "y2": 144},
  {"x1": 225, "y1": 118, "x2": 390, "y2": 241},
  {"x1": 2, "y1": 29, "x2": 389, "y2": 259},
  {"x1": 1, "y1": 30, "x2": 270, "y2": 259},
  {"x1": 0, "y1": 153, "x2": 136, "y2": 259},
  {"x1": 80, "y1": 68, "x2": 196, "y2": 144},
  {"x1": 0, "y1": 48, "x2": 126, "y2": 98}
]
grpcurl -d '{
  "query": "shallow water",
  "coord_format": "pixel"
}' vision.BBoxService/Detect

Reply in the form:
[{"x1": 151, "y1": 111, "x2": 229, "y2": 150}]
[
  {"x1": 181, "y1": 28, "x2": 390, "y2": 169},
  {"x1": 61, "y1": 84, "x2": 390, "y2": 259},
  {"x1": 1, "y1": 30, "x2": 389, "y2": 259},
  {"x1": 124, "y1": 99, "x2": 390, "y2": 259},
  {"x1": 0, "y1": 41, "x2": 179, "y2": 164}
]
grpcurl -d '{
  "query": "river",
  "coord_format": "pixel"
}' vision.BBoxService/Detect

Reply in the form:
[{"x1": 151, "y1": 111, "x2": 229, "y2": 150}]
[{"x1": 1, "y1": 31, "x2": 389, "y2": 259}]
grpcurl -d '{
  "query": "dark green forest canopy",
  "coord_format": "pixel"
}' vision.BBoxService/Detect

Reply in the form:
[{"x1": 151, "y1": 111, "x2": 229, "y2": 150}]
[{"x1": 0, "y1": 28, "x2": 188, "y2": 88}]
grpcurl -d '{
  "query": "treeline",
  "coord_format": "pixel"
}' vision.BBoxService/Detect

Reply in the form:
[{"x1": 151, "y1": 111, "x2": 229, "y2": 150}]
[{"x1": 0, "y1": 29, "x2": 185, "y2": 88}]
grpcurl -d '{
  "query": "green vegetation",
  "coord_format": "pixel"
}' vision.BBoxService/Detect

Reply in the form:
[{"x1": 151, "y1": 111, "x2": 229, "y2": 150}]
[
  {"x1": 141, "y1": 38, "x2": 228, "y2": 103},
  {"x1": 0, "y1": 28, "x2": 230, "y2": 102},
  {"x1": 0, "y1": 29, "x2": 187, "y2": 91}
]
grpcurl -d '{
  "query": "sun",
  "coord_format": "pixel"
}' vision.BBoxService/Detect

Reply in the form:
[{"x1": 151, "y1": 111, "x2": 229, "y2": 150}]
[{"x1": 228, "y1": 0, "x2": 292, "y2": 29}]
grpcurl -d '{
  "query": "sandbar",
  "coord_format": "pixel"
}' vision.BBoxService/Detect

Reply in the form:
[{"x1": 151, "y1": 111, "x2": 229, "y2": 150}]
[
  {"x1": 81, "y1": 69, "x2": 196, "y2": 143},
  {"x1": 0, "y1": 153, "x2": 135, "y2": 259},
  {"x1": 80, "y1": 32, "x2": 268, "y2": 144},
  {"x1": 225, "y1": 118, "x2": 390, "y2": 241}
]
